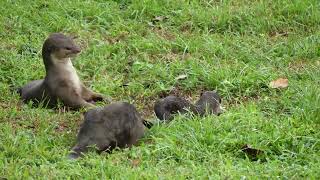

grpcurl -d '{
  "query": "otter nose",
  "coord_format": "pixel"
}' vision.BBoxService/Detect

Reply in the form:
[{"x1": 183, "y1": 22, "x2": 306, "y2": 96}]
[
  {"x1": 216, "y1": 105, "x2": 224, "y2": 116},
  {"x1": 72, "y1": 47, "x2": 81, "y2": 53}
]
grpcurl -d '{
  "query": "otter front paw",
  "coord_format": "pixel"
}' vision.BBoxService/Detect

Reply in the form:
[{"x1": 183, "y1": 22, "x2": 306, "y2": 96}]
[
  {"x1": 92, "y1": 93, "x2": 112, "y2": 103},
  {"x1": 84, "y1": 102, "x2": 96, "y2": 109}
]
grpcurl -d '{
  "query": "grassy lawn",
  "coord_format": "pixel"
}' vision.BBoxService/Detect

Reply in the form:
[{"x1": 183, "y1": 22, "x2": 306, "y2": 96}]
[{"x1": 1, "y1": 0, "x2": 320, "y2": 178}]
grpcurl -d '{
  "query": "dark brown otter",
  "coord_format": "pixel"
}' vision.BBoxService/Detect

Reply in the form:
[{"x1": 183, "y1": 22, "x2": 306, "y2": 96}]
[
  {"x1": 154, "y1": 91, "x2": 223, "y2": 121},
  {"x1": 18, "y1": 33, "x2": 106, "y2": 109},
  {"x1": 69, "y1": 102, "x2": 147, "y2": 159},
  {"x1": 194, "y1": 91, "x2": 222, "y2": 116}
]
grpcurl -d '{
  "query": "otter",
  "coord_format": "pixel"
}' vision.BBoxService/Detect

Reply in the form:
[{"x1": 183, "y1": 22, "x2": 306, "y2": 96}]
[
  {"x1": 194, "y1": 91, "x2": 222, "y2": 116},
  {"x1": 18, "y1": 33, "x2": 106, "y2": 109},
  {"x1": 154, "y1": 91, "x2": 223, "y2": 121},
  {"x1": 154, "y1": 96, "x2": 196, "y2": 121},
  {"x1": 69, "y1": 102, "x2": 148, "y2": 159}
]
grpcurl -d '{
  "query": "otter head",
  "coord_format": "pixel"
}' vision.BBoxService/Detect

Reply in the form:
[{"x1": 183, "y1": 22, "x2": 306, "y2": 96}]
[
  {"x1": 199, "y1": 91, "x2": 223, "y2": 116},
  {"x1": 42, "y1": 33, "x2": 81, "y2": 65}
]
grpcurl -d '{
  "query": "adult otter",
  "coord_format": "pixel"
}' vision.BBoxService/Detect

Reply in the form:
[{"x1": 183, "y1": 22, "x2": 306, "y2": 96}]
[
  {"x1": 18, "y1": 33, "x2": 106, "y2": 109},
  {"x1": 154, "y1": 91, "x2": 223, "y2": 121},
  {"x1": 69, "y1": 102, "x2": 147, "y2": 159}
]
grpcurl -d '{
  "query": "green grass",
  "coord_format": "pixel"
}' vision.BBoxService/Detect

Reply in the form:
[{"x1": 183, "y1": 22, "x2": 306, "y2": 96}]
[{"x1": 1, "y1": 0, "x2": 320, "y2": 178}]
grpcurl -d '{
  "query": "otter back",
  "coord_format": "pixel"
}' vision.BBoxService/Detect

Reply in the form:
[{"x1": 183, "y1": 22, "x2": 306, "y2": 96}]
[{"x1": 69, "y1": 102, "x2": 145, "y2": 159}]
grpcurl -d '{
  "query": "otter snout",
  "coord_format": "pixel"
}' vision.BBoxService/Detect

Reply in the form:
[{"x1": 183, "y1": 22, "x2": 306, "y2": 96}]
[
  {"x1": 72, "y1": 46, "x2": 81, "y2": 54},
  {"x1": 216, "y1": 105, "x2": 224, "y2": 116}
]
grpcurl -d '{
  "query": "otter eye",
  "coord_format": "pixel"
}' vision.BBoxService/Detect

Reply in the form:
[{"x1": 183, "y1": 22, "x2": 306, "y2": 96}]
[{"x1": 65, "y1": 47, "x2": 72, "y2": 50}]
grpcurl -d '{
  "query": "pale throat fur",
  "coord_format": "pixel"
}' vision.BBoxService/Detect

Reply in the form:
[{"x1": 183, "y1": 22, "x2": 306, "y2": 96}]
[{"x1": 50, "y1": 53, "x2": 82, "y2": 92}]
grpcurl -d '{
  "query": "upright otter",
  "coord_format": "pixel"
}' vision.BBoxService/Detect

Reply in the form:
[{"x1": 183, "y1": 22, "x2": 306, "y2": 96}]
[
  {"x1": 154, "y1": 91, "x2": 223, "y2": 121},
  {"x1": 69, "y1": 102, "x2": 147, "y2": 159},
  {"x1": 18, "y1": 33, "x2": 105, "y2": 109}
]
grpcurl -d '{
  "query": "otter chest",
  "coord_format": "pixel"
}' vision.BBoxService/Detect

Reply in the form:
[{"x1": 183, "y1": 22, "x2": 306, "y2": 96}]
[
  {"x1": 62, "y1": 62, "x2": 81, "y2": 90},
  {"x1": 48, "y1": 57, "x2": 83, "y2": 93}
]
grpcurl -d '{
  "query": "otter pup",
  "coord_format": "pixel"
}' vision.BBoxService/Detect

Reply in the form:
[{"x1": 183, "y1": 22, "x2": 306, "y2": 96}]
[
  {"x1": 194, "y1": 91, "x2": 222, "y2": 116},
  {"x1": 18, "y1": 33, "x2": 105, "y2": 109},
  {"x1": 154, "y1": 91, "x2": 222, "y2": 121},
  {"x1": 154, "y1": 96, "x2": 196, "y2": 121},
  {"x1": 69, "y1": 102, "x2": 146, "y2": 159}
]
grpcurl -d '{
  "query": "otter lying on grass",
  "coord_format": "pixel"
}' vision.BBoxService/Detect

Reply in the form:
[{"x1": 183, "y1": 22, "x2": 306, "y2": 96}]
[{"x1": 154, "y1": 91, "x2": 223, "y2": 121}]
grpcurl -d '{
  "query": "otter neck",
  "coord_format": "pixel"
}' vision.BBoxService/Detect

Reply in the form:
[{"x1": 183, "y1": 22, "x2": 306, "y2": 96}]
[
  {"x1": 43, "y1": 53, "x2": 82, "y2": 92},
  {"x1": 43, "y1": 53, "x2": 74, "y2": 74},
  {"x1": 193, "y1": 101, "x2": 207, "y2": 116},
  {"x1": 42, "y1": 51, "x2": 53, "y2": 73},
  {"x1": 50, "y1": 54, "x2": 73, "y2": 67}
]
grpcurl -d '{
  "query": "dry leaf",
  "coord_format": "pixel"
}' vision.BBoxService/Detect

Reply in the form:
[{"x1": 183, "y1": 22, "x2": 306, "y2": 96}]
[
  {"x1": 175, "y1": 74, "x2": 188, "y2": 80},
  {"x1": 131, "y1": 158, "x2": 141, "y2": 167},
  {"x1": 152, "y1": 16, "x2": 168, "y2": 22},
  {"x1": 149, "y1": 16, "x2": 169, "y2": 26},
  {"x1": 269, "y1": 78, "x2": 288, "y2": 88},
  {"x1": 147, "y1": 22, "x2": 155, "y2": 27},
  {"x1": 55, "y1": 122, "x2": 68, "y2": 132},
  {"x1": 241, "y1": 144, "x2": 264, "y2": 161}
]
